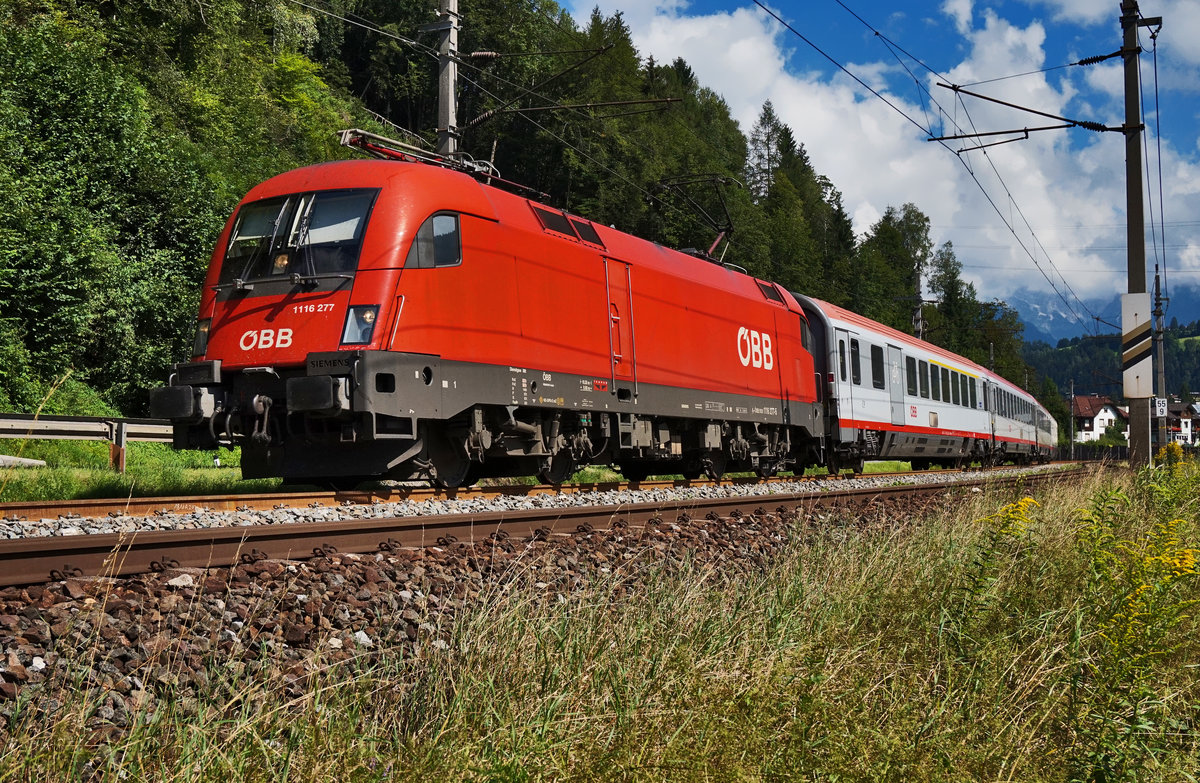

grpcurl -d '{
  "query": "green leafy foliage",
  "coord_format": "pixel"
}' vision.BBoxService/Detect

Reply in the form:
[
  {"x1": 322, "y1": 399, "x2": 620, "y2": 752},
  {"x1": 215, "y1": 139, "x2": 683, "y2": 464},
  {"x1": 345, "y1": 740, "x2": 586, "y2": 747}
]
[
  {"x1": 0, "y1": 0, "x2": 368, "y2": 414},
  {"x1": 0, "y1": 0, "x2": 1044, "y2": 424}
]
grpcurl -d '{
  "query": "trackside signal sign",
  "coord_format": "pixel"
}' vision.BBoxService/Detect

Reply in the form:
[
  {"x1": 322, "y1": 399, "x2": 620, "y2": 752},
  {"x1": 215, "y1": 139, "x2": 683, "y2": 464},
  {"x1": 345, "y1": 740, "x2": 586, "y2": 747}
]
[{"x1": 1121, "y1": 293, "x2": 1152, "y2": 399}]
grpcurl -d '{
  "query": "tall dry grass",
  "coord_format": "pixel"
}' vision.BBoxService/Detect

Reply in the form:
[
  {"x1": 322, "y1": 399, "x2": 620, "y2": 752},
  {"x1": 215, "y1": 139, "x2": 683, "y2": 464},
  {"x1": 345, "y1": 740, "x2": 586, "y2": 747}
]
[{"x1": 2, "y1": 464, "x2": 1197, "y2": 782}]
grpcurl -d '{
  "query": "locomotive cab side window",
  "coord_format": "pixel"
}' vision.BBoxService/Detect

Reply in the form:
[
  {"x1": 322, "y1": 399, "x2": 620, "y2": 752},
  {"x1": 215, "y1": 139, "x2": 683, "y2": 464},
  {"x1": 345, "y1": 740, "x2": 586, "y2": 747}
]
[{"x1": 405, "y1": 213, "x2": 461, "y2": 269}]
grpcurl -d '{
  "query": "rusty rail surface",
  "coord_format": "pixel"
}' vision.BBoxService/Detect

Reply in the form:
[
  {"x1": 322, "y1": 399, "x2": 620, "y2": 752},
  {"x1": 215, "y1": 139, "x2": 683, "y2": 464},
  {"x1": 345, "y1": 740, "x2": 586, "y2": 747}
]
[
  {"x1": 0, "y1": 464, "x2": 1077, "y2": 522},
  {"x1": 0, "y1": 477, "x2": 704, "y2": 521},
  {"x1": 0, "y1": 468, "x2": 1084, "y2": 588}
]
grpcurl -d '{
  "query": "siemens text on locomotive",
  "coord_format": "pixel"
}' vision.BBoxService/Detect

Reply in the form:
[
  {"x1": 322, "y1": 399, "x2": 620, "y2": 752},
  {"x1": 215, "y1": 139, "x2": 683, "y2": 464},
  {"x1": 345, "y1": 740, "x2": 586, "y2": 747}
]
[{"x1": 150, "y1": 133, "x2": 1056, "y2": 487}]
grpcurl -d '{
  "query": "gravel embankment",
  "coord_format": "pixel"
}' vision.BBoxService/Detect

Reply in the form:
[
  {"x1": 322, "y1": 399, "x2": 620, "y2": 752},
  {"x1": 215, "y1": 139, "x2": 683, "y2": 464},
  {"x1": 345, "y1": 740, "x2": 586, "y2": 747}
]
[{"x1": 0, "y1": 466, "x2": 1060, "y2": 749}]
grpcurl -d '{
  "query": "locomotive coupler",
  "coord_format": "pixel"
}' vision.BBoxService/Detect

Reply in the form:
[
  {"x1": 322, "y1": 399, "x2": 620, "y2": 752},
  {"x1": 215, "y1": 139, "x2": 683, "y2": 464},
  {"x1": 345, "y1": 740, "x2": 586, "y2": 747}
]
[{"x1": 251, "y1": 395, "x2": 274, "y2": 444}]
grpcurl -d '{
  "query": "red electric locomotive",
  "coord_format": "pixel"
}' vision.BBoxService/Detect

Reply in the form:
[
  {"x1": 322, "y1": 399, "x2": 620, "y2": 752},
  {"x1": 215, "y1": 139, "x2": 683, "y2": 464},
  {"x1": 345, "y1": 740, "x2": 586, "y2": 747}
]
[{"x1": 150, "y1": 138, "x2": 823, "y2": 486}]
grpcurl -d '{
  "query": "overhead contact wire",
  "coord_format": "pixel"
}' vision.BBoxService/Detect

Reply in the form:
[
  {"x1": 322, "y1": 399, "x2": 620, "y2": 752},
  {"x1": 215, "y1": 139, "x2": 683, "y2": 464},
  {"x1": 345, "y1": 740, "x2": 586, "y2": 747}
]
[{"x1": 822, "y1": 0, "x2": 1099, "y2": 333}]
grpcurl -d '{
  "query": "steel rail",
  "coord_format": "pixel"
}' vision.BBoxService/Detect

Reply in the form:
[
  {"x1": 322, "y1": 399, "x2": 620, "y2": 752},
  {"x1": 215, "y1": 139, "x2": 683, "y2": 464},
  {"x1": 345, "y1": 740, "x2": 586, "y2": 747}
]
[
  {"x1": 0, "y1": 468, "x2": 1083, "y2": 588},
  {"x1": 0, "y1": 464, "x2": 1067, "y2": 522},
  {"x1": 0, "y1": 476, "x2": 761, "y2": 520}
]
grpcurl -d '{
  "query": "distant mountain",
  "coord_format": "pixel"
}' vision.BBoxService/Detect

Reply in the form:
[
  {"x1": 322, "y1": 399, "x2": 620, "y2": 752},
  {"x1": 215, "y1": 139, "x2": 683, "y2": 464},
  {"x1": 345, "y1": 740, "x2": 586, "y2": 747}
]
[{"x1": 1005, "y1": 284, "x2": 1200, "y2": 345}]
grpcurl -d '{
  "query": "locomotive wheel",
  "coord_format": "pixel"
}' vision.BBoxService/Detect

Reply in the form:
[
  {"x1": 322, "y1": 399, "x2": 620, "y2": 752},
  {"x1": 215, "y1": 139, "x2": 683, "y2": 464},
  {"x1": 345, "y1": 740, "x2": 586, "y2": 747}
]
[
  {"x1": 428, "y1": 429, "x2": 472, "y2": 489},
  {"x1": 433, "y1": 457, "x2": 471, "y2": 488},
  {"x1": 620, "y1": 462, "x2": 651, "y2": 483},
  {"x1": 537, "y1": 451, "x2": 576, "y2": 485}
]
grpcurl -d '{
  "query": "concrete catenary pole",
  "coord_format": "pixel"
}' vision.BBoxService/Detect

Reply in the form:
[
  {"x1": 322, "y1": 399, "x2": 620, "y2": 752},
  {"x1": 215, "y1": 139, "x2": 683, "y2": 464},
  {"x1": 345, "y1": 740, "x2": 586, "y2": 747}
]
[
  {"x1": 435, "y1": 0, "x2": 460, "y2": 157},
  {"x1": 1121, "y1": 0, "x2": 1158, "y2": 467}
]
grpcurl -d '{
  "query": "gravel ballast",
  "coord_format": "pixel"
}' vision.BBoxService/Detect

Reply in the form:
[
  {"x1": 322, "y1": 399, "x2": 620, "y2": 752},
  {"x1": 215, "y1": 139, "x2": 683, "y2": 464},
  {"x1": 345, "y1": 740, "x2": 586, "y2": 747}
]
[{"x1": 0, "y1": 466, "x2": 1062, "y2": 749}]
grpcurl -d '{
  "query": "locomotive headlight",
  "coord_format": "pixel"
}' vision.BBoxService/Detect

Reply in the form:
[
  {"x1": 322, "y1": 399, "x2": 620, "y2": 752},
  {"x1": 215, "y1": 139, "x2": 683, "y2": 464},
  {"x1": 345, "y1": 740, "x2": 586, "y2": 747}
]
[
  {"x1": 191, "y1": 319, "x2": 212, "y2": 357},
  {"x1": 341, "y1": 305, "x2": 381, "y2": 345}
]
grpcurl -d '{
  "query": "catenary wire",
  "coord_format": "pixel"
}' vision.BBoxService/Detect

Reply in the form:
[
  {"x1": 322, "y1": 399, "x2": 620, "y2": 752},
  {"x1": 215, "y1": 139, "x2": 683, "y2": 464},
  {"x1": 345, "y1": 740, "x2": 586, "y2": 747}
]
[
  {"x1": 285, "y1": 0, "x2": 725, "y2": 239},
  {"x1": 825, "y1": 0, "x2": 1099, "y2": 326},
  {"x1": 798, "y1": 0, "x2": 1100, "y2": 333}
]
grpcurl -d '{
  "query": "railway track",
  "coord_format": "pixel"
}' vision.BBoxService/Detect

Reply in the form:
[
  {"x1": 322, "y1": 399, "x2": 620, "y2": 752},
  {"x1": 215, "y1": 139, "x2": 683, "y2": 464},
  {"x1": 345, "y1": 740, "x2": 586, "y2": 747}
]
[
  {"x1": 0, "y1": 465, "x2": 1084, "y2": 588},
  {"x1": 0, "y1": 462, "x2": 1069, "y2": 522}
]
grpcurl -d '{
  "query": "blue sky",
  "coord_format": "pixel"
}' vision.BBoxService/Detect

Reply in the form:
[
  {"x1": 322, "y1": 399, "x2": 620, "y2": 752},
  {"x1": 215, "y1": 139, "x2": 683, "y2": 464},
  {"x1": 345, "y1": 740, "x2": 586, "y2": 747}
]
[{"x1": 564, "y1": 1, "x2": 1200, "y2": 324}]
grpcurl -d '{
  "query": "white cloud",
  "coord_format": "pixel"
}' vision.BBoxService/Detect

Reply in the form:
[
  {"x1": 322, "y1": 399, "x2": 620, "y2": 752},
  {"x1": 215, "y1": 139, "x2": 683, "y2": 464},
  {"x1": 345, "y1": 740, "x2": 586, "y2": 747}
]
[
  {"x1": 942, "y1": 0, "x2": 973, "y2": 35},
  {"x1": 566, "y1": 0, "x2": 1200, "y2": 308}
]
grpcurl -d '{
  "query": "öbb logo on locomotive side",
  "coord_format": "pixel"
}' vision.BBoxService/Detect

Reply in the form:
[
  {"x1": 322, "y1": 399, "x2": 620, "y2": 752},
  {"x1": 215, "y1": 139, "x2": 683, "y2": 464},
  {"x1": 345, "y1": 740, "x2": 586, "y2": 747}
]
[
  {"x1": 239, "y1": 328, "x2": 293, "y2": 351},
  {"x1": 736, "y1": 327, "x2": 774, "y2": 370}
]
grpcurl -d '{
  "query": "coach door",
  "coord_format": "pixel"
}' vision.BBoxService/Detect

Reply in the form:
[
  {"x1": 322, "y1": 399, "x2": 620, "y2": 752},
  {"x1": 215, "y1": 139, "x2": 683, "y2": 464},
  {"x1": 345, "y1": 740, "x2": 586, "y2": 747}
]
[
  {"x1": 888, "y1": 345, "x2": 905, "y2": 426},
  {"x1": 604, "y1": 258, "x2": 637, "y2": 398},
  {"x1": 833, "y1": 328, "x2": 855, "y2": 430}
]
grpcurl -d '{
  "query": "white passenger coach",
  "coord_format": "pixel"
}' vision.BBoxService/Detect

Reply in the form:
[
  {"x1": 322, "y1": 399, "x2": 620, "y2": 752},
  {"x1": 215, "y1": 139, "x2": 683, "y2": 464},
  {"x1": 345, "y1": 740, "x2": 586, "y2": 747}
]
[{"x1": 793, "y1": 295, "x2": 1057, "y2": 472}]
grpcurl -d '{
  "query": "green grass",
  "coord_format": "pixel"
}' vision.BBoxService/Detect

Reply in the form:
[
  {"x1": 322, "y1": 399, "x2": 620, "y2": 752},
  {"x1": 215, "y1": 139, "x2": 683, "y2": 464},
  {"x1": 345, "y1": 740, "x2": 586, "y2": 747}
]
[
  {"x1": 3, "y1": 461, "x2": 1197, "y2": 780},
  {"x1": 0, "y1": 440, "x2": 280, "y2": 502}
]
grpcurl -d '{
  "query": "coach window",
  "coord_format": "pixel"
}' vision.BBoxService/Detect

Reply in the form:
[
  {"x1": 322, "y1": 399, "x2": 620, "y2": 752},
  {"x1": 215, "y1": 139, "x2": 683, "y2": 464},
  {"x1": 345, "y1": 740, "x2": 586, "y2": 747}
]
[
  {"x1": 951, "y1": 371, "x2": 961, "y2": 405},
  {"x1": 959, "y1": 375, "x2": 969, "y2": 408},
  {"x1": 930, "y1": 363, "x2": 941, "y2": 400},
  {"x1": 969, "y1": 378, "x2": 978, "y2": 409},
  {"x1": 405, "y1": 213, "x2": 461, "y2": 269},
  {"x1": 850, "y1": 339, "x2": 861, "y2": 385},
  {"x1": 906, "y1": 357, "x2": 918, "y2": 396},
  {"x1": 941, "y1": 368, "x2": 952, "y2": 404},
  {"x1": 838, "y1": 340, "x2": 847, "y2": 381},
  {"x1": 870, "y1": 345, "x2": 885, "y2": 390},
  {"x1": 919, "y1": 360, "x2": 929, "y2": 398}
]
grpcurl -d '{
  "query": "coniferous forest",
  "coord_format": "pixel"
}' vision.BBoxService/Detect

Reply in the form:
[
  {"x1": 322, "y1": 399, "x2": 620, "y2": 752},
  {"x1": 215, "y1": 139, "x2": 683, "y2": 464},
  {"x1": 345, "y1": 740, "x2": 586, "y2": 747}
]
[{"x1": 0, "y1": 0, "x2": 1077, "y2": 434}]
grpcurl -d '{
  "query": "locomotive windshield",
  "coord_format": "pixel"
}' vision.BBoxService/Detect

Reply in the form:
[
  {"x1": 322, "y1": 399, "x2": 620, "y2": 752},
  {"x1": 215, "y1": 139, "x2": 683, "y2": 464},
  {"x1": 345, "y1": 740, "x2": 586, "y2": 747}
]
[{"x1": 218, "y1": 188, "x2": 379, "y2": 288}]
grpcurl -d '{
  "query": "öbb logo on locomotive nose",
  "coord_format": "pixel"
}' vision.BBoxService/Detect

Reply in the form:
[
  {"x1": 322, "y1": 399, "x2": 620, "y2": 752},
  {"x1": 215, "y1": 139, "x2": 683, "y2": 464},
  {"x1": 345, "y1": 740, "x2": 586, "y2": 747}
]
[
  {"x1": 239, "y1": 328, "x2": 293, "y2": 351},
  {"x1": 736, "y1": 327, "x2": 774, "y2": 370}
]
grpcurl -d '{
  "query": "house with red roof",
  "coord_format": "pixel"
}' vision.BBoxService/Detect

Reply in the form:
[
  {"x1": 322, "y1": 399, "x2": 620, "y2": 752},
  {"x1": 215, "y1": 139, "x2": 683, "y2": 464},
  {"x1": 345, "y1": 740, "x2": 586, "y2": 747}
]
[{"x1": 1071, "y1": 394, "x2": 1127, "y2": 443}]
